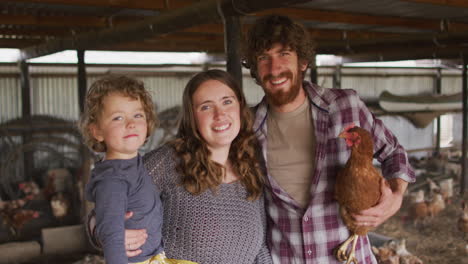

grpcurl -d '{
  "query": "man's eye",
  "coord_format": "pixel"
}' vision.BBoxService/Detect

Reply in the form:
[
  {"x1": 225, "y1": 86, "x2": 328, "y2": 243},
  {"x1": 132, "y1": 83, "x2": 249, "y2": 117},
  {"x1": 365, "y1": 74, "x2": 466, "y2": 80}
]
[
  {"x1": 281, "y1": 52, "x2": 290, "y2": 56},
  {"x1": 258, "y1": 56, "x2": 268, "y2": 62}
]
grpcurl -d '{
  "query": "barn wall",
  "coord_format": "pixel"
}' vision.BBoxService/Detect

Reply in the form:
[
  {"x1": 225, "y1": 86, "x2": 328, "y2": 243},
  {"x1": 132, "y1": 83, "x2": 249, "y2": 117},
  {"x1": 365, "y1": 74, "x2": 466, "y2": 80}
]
[{"x1": 0, "y1": 63, "x2": 463, "y2": 155}]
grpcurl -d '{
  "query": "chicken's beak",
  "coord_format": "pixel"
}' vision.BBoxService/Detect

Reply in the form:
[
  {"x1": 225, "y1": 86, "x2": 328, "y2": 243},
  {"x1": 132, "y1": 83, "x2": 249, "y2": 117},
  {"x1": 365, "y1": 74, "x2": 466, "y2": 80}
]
[{"x1": 338, "y1": 131, "x2": 347, "y2": 139}]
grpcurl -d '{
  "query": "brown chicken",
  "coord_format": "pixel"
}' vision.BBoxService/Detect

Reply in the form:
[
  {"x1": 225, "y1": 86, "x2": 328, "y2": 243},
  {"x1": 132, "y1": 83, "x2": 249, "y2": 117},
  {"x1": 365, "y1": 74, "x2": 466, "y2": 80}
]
[
  {"x1": 1, "y1": 207, "x2": 40, "y2": 236},
  {"x1": 334, "y1": 124, "x2": 386, "y2": 264}
]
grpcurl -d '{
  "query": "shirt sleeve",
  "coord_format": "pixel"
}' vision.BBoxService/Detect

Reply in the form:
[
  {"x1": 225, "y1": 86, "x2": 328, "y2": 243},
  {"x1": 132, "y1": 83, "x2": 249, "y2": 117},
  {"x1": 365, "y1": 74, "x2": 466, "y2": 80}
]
[
  {"x1": 354, "y1": 91, "x2": 416, "y2": 183},
  {"x1": 93, "y1": 177, "x2": 129, "y2": 264}
]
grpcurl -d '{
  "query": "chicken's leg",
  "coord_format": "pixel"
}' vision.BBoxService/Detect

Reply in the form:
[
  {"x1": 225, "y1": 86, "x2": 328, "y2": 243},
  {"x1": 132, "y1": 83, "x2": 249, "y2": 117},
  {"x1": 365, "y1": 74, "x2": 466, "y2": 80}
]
[{"x1": 334, "y1": 234, "x2": 358, "y2": 264}]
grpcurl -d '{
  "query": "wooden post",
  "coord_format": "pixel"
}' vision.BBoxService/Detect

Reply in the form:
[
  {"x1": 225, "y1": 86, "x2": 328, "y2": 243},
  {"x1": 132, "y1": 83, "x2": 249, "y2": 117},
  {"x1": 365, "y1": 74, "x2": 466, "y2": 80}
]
[
  {"x1": 19, "y1": 60, "x2": 33, "y2": 181},
  {"x1": 434, "y1": 67, "x2": 442, "y2": 155},
  {"x1": 77, "y1": 50, "x2": 87, "y2": 114},
  {"x1": 462, "y1": 55, "x2": 467, "y2": 195},
  {"x1": 223, "y1": 15, "x2": 243, "y2": 89}
]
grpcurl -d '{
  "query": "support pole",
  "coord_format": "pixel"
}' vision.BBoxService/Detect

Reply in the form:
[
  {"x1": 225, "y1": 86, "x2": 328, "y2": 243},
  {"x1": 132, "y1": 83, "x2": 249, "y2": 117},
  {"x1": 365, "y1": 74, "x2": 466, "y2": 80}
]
[
  {"x1": 77, "y1": 50, "x2": 87, "y2": 113},
  {"x1": 333, "y1": 64, "x2": 342, "y2": 89},
  {"x1": 310, "y1": 55, "x2": 318, "y2": 84},
  {"x1": 461, "y1": 55, "x2": 468, "y2": 195},
  {"x1": 223, "y1": 15, "x2": 243, "y2": 89},
  {"x1": 434, "y1": 67, "x2": 442, "y2": 155},
  {"x1": 19, "y1": 60, "x2": 33, "y2": 181}
]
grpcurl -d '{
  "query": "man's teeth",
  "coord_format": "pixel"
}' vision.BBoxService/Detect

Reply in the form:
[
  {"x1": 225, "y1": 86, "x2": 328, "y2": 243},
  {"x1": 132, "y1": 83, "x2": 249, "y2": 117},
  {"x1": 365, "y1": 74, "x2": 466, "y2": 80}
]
[
  {"x1": 271, "y1": 78, "x2": 287, "y2": 85},
  {"x1": 213, "y1": 124, "x2": 230, "y2": 131}
]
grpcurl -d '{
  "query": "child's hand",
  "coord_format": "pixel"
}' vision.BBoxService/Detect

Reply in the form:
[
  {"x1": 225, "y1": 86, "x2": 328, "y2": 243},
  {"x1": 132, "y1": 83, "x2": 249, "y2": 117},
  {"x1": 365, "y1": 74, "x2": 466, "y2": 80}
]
[{"x1": 124, "y1": 211, "x2": 148, "y2": 257}]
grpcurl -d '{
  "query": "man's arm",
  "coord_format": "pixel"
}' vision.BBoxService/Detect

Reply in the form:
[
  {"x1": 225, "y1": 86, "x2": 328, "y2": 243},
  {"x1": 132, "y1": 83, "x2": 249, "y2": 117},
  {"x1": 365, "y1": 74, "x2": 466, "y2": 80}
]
[{"x1": 353, "y1": 178, "x2": 408, "y2": 227}]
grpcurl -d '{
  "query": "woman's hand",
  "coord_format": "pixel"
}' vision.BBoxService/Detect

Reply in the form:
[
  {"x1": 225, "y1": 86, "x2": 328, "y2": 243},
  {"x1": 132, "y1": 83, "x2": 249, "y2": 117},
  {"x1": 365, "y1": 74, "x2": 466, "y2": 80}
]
[{"x1": 124, "y1": 211, "x2": 148, "y2": 257}]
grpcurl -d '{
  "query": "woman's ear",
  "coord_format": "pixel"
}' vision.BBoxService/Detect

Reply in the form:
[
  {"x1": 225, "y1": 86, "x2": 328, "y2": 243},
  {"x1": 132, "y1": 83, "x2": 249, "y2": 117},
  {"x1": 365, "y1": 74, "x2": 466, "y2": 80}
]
[{"x1": 90, "y1": 123, "x2": 104, "y2": 142}]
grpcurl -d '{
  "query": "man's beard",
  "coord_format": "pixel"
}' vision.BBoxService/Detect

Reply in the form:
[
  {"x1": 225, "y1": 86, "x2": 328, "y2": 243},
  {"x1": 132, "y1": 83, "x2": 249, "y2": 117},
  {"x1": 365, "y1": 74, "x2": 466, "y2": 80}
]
[{"x1": 262, "y1": 70, "x2": 302, "y2": 107}]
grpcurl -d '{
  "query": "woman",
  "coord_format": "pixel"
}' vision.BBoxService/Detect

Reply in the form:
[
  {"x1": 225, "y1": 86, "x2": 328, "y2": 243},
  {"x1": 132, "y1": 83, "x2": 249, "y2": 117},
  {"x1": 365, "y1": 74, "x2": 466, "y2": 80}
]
[{"x1": 89, "y1": 70, "x2": 272, "y2": 264}]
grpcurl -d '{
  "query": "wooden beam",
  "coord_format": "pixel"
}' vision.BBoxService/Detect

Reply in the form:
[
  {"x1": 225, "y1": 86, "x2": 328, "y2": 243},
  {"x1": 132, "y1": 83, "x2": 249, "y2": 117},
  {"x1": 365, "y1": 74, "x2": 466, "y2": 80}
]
[
  {"x1": 402, "y1": 0, "x2": 468, "y2": 8},
  {"x1": 8, "y1": 0, "x2": 195, "y2": 10},
  {"x1": 19, "y1": 0, "x2": 313, "y2": 60},
  {"x1": 255, "y1": 8, "x2": 468, "y2": 32}
]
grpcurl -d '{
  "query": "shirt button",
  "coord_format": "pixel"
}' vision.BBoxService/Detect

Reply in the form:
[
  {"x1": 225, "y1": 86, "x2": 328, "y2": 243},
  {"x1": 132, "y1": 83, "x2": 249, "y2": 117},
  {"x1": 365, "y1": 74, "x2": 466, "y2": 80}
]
[
  {"x1": 307, "y1": 250, "x2": 312, "y2": 255},
  {"x1": 304, "y1": 216, "x2": 309, "y2": 222}
]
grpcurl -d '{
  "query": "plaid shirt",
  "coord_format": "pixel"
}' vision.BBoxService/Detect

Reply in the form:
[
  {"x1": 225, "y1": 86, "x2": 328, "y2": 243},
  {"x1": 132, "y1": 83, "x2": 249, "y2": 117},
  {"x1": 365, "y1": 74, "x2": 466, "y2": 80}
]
[{"x1": 253, "y1": 82, "x2": 415, "y2": 264}]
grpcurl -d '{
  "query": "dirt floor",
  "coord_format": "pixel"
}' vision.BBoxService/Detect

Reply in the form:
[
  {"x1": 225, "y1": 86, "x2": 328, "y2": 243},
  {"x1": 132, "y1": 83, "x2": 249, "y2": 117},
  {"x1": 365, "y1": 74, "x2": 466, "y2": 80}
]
[{"x1": 374, "y1": 190, "x2": 468, "y2": 264}]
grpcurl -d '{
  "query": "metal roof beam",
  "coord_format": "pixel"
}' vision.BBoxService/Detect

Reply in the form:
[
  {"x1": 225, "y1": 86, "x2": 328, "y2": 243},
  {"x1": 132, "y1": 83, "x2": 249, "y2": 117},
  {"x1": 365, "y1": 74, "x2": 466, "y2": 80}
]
[{"x1": 19, "y1": 0, "x2": 311, "y2": 60}]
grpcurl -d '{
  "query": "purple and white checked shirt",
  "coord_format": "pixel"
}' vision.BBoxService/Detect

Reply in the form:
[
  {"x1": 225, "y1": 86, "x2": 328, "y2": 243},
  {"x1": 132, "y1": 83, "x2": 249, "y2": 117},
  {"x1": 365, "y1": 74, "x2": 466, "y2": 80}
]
[{"x1": 253, "y1": 82, "x2": 415, "y2": 264}]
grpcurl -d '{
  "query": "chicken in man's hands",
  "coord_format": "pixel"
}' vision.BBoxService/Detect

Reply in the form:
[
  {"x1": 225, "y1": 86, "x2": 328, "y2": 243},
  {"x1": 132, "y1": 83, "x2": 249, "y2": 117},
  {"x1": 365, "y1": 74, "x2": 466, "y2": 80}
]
[{"x1": 334, "y1": 123, "x2": 389, "y2": 264}]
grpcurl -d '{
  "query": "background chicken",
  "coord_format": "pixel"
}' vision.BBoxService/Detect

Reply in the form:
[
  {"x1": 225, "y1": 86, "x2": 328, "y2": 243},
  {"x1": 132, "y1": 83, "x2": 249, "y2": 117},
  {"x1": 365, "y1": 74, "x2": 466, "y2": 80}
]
[
  {"x1": 334, "y1": 124, "x2": 386, "y2": 264},
  {"x1": 0, "y1": 206, "x2": 40, "y2": 236},
  {"x1": 458, "y1": 201, "x2": 468, "y2": 239},
  {"x1": 408, "y1": 190, "x2": 429, "y2": 227}
]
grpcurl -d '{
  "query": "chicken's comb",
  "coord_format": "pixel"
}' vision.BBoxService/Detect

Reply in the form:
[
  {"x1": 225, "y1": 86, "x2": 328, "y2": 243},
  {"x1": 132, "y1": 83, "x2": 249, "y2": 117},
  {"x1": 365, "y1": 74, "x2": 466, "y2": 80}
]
[{"x1": 344, "y1": 123, "x2": 356, "y2": 132}]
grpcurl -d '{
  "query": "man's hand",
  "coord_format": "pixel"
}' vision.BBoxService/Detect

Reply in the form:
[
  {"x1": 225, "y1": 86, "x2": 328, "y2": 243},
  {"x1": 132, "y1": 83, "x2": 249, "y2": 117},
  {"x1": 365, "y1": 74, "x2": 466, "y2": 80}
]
[
  {"x1": 124, "y1": 211, "x2": 148, "y2": 257},
  {"x1": 353, "y1": 178, "x2": 408, "y2": 228}
]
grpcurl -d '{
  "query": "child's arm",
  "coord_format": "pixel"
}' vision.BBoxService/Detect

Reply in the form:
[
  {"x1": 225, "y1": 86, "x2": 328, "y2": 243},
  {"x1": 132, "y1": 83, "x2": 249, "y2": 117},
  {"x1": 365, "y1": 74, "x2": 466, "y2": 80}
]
[{"x1": 93, "y1": 178, "x2": 129, "y2": 264}]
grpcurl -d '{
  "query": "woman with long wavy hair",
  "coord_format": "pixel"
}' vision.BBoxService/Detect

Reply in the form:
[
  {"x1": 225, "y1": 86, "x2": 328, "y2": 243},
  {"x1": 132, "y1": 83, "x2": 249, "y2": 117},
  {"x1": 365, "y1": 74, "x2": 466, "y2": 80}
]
[{"x1": 88, "y1": 70, "x2": 271, "y2": 264}]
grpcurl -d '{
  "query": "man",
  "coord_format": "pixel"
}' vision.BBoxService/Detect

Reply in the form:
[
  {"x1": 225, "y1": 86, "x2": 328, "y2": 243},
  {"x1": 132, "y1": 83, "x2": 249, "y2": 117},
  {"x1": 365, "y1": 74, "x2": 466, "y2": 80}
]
[{"x1": 242, "y1": 15, "x2": 415, "y2": 263}]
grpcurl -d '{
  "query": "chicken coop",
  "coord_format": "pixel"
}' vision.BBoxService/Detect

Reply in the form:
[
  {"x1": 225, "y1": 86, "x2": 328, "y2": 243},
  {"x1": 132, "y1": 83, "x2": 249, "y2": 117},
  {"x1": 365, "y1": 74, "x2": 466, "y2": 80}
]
[{"x1": 1, "y1": 0, "x2": 468, "y2": 263}]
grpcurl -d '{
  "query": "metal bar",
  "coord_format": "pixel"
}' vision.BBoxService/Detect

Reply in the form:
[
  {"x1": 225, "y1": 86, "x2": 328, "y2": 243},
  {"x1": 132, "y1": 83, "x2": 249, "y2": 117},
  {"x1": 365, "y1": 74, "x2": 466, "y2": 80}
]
[
  {"x1": 462, "y1": 54, "x2": 467, "y2": 195},
  {"x1": 19, "y1": 0, "x2": 312, "y2": 60},
  {"x1": 223, "y1": 15, "x2": 243, "y2": 89},
  {"x1": 77, "y1": 50, "x2": 87, "y2": 114},
  {"x1": 434, "y1": 67, "x2": 442, "y2": 154}
]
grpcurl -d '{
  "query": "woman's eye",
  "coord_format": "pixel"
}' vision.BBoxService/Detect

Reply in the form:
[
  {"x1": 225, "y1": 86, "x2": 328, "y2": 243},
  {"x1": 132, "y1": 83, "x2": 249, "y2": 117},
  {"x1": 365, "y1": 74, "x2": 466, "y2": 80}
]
[
  {"x1": 223, "y1": 99, "x2": 233, "y2": 105},
  {"x1": 200, "y1": 105, "x2": 210, "y2": 111}
]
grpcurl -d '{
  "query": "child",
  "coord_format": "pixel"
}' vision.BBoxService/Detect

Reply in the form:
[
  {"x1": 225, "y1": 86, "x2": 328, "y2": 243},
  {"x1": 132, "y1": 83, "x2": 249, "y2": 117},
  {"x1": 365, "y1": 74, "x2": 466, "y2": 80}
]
[{"x1": 79, "y1": 75, "x2": 196, "y2": 264}]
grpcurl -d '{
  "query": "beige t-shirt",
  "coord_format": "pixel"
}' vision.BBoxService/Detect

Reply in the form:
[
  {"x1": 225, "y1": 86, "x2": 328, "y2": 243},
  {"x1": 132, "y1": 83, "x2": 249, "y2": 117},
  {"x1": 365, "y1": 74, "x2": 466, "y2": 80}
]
[{"x1": 266, "y1": 99, "x2": 316, "y2": 208}]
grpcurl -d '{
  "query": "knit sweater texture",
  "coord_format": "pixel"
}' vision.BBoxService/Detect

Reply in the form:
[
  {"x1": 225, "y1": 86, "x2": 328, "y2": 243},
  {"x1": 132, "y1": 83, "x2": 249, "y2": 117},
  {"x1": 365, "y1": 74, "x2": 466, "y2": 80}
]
[{"x1": 143, "y1": 145, "x2": 272, "y2": 264}]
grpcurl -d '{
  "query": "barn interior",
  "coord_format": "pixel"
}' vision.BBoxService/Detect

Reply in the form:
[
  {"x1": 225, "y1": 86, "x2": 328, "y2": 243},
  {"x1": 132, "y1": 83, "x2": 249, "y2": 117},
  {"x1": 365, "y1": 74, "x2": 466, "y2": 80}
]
[{"x1": 0, "y1": 0, "x2": 467, "y2": 263}]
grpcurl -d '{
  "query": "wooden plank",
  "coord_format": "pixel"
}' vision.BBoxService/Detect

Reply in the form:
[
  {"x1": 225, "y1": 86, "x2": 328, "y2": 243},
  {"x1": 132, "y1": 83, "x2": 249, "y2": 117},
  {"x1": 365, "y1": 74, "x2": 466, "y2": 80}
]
[
  {"x1": 255, "y1": 7, "x2": 468, "y2": 32},
  {"x1": 19, "y1": 0, "x2": 313, "y2": 60},
  {"x1": 8, "y1": 0, "x2": 195, "y2": 10},
  {"x1": 402, "y1": 0, "x2": 468, "y2": 8}
]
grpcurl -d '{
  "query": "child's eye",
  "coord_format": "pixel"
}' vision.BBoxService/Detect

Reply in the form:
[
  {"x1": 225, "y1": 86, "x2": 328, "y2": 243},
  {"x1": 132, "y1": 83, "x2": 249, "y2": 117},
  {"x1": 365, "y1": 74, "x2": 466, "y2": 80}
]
[
  {"x1": 135, "y1": 113, "x2": 145, "y2": 118},
  {"x1": 112, "y1": 116, "x2": 123, "y2": 121}
]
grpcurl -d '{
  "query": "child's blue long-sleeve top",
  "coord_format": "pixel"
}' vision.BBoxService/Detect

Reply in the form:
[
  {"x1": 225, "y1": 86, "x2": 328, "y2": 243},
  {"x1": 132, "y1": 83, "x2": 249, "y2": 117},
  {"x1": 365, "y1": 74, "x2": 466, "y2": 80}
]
[{"x1": 85, "y1": 154, "x2": 163, "y2": 264}]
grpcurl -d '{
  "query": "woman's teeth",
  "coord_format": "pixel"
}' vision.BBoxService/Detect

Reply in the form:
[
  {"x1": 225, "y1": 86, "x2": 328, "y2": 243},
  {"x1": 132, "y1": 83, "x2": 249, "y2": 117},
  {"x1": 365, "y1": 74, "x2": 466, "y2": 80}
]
[{"x1": 213, "y1": 124, "x2": 230, "y2": 131}]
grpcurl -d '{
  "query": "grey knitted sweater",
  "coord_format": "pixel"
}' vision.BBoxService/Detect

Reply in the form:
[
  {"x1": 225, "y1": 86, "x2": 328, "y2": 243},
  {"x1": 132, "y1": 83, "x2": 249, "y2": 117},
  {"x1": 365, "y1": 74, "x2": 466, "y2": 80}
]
[{"x1": 143, "y1": 145, "x2": 272, "y2": 264}]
